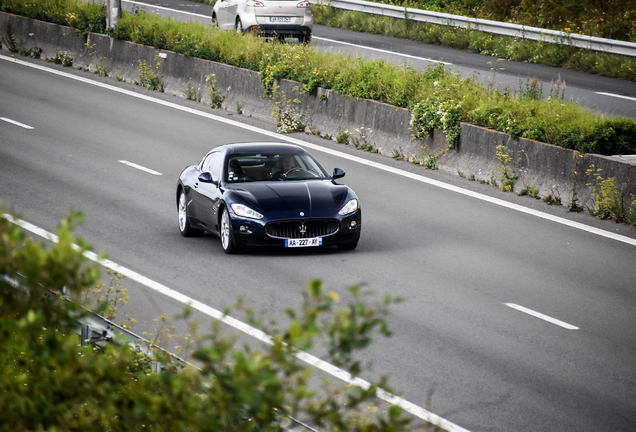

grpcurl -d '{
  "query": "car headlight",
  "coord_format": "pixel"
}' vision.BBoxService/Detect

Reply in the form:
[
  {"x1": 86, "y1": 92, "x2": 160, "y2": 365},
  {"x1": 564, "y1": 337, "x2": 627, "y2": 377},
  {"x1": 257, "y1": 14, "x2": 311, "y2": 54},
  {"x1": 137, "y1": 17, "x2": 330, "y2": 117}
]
[
  {"x1": 231, "y1": 203, "x2": 264, "y2": 219},
  {"x1": 338, "y1": 199, "x2": 358, "y2": 216}
]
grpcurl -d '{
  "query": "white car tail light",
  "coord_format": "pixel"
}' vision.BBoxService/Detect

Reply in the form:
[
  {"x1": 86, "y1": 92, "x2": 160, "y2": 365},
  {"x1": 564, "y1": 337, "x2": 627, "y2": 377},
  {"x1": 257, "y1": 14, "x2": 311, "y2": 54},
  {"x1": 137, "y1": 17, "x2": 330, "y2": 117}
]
[
  {"x1": 246, "y1": 0, "x2": 264, "y2": 6},
  {"x1": 296, "y1": 0, "x2": 310, "y2": 7}
]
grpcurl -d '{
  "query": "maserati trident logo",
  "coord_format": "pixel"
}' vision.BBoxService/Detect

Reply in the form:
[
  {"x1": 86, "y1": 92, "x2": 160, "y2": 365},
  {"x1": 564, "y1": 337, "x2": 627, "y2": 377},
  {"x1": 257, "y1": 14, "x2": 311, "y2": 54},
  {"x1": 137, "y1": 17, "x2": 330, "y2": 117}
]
[{"x1": 299, "y1": 222, "x2": 307, "y2": 236}]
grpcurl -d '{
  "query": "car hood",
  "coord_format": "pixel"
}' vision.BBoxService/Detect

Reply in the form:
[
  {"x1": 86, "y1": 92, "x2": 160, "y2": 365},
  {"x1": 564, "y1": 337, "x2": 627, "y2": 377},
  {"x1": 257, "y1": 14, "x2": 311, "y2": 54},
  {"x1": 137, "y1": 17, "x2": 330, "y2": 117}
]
[{"x1": 228, "y1": 180, "x2": 351, "y2": 218}]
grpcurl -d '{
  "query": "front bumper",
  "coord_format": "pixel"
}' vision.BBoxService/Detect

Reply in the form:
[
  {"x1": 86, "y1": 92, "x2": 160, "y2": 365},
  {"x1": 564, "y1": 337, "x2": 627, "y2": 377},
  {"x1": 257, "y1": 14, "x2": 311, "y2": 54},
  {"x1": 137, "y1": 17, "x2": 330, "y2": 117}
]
[{"x1": 230, "y1": 211, "x2": 361, "y2": 249}]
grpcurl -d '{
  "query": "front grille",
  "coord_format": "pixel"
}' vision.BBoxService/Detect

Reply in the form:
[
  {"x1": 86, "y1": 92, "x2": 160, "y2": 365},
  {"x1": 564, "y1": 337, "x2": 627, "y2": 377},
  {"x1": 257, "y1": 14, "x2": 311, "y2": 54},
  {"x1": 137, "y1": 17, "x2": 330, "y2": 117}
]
[{"x1": 266, "y1": 220, "x2": 339, "y2": 239}]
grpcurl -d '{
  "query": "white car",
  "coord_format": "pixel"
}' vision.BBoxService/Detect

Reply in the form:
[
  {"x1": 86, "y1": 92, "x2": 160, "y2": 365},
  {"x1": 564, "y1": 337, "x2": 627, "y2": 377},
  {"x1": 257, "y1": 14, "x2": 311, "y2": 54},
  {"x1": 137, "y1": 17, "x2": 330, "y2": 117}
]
[{"x1": 212, "y1": 0, "x2": 313, "y2": 43}]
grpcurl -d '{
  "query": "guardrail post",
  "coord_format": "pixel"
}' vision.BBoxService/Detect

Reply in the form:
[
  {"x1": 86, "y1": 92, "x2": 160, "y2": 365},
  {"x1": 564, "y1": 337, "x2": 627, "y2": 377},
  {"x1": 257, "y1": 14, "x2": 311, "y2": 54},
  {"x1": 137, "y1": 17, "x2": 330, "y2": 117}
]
[
  {"x1": 80, "y1": 323, "x2": 112, "y2": 345},
  {"x1": 106, "y1": 0, "x2": 121, "y2": 29},
  {"x1": 80, "y1": 323, "x2": 90, "y2": 346}
]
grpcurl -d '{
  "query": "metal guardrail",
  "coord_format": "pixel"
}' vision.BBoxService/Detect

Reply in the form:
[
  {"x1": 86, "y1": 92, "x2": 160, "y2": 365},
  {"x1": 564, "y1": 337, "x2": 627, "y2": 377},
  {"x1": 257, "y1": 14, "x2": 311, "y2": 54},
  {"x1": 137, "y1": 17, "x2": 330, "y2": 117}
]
[
  {"x1": 1, "y1": 274, "x2": 190, "y2": 372},
  {"x1": 70, "y1": 300, "x2": 314, "y2": 430},
  {"x1": 71, "y1": 303, "x2": 190, "y2": 373},
  {"x1": 311, "y1": 0, "x2": 636, "y2": 58}
]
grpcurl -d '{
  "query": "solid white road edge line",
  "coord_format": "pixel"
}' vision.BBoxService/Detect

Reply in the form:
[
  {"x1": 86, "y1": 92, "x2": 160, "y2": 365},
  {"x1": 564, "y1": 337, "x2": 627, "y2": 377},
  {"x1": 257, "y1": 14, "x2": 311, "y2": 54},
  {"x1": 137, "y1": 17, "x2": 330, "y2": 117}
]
[
  {"x1": 2, "y1": 212, "x2": 471, "y2": 432},
  {"x1": 595, "y1": 92, "x2": 636, "y2": 102},
  {"x1": 3, "y1": 54, "x2": 635, "y2": 248},
  {"x1": 504, "y1": 303, "x2": 579, "y2": 330},
  {"x1": 119, "y1": 160, "x2": 163, "y2": 175},
  {"x1": 1, "y1": 116, "x2": 34, "y2": 129}
]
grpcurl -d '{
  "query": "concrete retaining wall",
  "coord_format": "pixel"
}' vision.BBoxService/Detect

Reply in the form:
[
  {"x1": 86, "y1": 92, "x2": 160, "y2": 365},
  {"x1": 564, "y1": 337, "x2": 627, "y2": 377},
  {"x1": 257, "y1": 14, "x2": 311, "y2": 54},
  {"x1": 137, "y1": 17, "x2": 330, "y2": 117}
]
[{"x1": 2, "y1": 11, "x2": 635, "y2": 207}]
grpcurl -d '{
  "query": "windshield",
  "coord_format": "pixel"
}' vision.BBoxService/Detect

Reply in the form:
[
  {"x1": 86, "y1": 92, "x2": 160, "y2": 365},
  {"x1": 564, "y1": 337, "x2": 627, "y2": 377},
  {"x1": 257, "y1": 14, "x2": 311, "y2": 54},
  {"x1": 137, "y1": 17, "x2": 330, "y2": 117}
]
[{"x1": 225, "y1": 152, "x2": 329, "y2": 183}]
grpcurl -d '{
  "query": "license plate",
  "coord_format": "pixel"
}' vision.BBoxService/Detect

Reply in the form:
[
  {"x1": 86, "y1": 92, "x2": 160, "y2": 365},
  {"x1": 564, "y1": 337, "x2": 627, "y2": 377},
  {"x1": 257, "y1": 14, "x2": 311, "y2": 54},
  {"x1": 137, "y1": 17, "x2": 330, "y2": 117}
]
[
  {"x1": 285, "y1": 237, "x2": 322, "y2": 248},
  {"x1": 269, "y1": 17, "x2": 291, "y2": 22}
]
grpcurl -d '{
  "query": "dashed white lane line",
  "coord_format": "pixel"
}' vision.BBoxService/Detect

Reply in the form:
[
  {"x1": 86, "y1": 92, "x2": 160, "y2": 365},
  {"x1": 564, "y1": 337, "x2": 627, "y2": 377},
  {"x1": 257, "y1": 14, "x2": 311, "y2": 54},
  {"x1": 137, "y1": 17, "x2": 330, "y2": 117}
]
[
  {"x1": 119, "y1": 160, "x2": 162, "y2": 175},
  {"x1": 1, "y1": 117, "x2": 34, "y2": 129},
  {"x1": 595, "y1": 92, "x2": 636, "y2": 102},
  {"x1": 2, "y1": 212, "x2": 471, "y2": 432},
  {"x1": 505, "y1": 303, "x2": 579, "y2": 330}
]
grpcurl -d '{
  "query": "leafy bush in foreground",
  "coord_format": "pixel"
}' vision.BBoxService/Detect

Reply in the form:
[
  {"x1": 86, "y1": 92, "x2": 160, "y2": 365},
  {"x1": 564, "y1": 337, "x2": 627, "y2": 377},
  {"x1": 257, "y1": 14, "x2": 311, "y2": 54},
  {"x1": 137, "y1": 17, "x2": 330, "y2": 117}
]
[{"x1": 0, "y1": 205, "x2": 421, "y2": 432}]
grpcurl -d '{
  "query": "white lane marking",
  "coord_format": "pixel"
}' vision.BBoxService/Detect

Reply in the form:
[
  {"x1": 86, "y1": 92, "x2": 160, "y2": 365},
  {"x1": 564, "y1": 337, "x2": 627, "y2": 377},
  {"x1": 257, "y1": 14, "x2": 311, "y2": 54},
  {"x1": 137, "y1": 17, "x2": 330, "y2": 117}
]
[
  {"x1": 313, "y1": 36, "x2": 452, "y2": 65},
  {"x1": 505, "y1": 303, "x2": 579, "y2": 330},
  {"x1": 595, "y1": 92, "x2": 636, "y2": 102},
  {"x1": 122, "y1": 0, "x2": 208, "y2": 18},
  {"x1": 1, "y1": 117, "x2": 34, "y2": 129},
  {"x1": 2, "y1": 213, "x2": 470, "y2": 432},
  {"x1": 119, "y1": 160, "x2": 162, "y2": 175},
  {"x1": 3, "y1": 53, "x2": 636, "y2": 250}
]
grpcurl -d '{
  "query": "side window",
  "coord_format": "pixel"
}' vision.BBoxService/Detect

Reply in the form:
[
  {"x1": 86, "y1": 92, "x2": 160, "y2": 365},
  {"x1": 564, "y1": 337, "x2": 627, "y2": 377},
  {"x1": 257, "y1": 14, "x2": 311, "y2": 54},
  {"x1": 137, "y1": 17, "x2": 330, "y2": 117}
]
[{"x1": 202, "y1": 152, "x2": 223, "y2": 183}]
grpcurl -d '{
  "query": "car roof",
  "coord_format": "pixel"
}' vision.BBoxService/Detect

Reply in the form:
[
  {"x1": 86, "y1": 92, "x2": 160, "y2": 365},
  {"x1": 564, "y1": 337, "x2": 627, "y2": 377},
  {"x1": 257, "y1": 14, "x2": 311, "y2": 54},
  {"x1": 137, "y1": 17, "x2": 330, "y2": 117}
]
[{"x1": 213, "y1": 142, "x2": 308, "y2": 155}]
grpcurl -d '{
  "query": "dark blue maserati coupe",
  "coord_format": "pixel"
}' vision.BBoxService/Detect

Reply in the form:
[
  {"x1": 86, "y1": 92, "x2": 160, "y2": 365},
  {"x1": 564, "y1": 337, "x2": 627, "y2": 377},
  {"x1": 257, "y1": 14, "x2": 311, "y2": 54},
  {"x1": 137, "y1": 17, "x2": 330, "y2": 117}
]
[{"x1": 176, "y1": 142, "x2": 361, "y2": 253}]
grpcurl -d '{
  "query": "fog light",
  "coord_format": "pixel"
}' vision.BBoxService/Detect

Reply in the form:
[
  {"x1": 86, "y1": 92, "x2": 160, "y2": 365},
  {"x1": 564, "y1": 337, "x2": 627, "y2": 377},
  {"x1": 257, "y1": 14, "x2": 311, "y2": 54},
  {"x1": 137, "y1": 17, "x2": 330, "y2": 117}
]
[
  {"x1": 240, "y1": 225, "x2": 248, "y2": 233},
  {"x1": 349, "y1": 220, "x2": 357, "y2": 229}
]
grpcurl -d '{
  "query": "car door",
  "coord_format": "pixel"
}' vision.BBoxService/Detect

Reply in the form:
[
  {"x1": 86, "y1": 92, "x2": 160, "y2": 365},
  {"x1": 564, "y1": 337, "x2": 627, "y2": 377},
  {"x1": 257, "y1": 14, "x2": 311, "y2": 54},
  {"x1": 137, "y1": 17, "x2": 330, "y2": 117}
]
[
  {"x1": 192, "y1": 151, "x2": 224, "y2": 233},
  {"x1": 217, "y1": 0, "x2": 239, "y2": 30}
]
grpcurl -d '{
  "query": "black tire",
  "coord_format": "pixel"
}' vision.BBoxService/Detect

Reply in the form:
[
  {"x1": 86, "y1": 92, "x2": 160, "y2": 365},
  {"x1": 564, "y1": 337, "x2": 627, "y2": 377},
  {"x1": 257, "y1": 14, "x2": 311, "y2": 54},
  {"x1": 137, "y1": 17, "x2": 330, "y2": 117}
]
[
  {"x1": 178, "y1": 190, "x2": 203, "y2": 237},
  {"x1": 212, "y1": 13, "x2": 219, "y2": 28},
  {"x1": 299, "y1": 34, "x2": 311, "y2": 44},
  {"x1": 220, "y1": 207, "x2": 242, "y2": 254},
  {"x1": 235, "y1": 17, "x2": 243, "y2": 34}
]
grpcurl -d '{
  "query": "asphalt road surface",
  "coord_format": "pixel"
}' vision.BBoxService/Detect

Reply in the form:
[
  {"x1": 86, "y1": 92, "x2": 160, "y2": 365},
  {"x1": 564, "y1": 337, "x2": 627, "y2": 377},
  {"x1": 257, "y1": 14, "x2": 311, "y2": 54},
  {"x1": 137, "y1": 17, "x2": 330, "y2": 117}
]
[{"x1": 2, "y1": 52, "x2": 636, "y2": 431}]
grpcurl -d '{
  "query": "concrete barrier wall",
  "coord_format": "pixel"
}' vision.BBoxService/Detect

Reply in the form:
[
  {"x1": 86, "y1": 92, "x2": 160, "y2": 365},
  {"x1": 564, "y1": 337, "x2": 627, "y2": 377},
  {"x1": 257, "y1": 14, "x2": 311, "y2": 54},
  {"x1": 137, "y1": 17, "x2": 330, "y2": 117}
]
[{"x1": 2, "y1": 11, "x2": 635, "y2": 208}]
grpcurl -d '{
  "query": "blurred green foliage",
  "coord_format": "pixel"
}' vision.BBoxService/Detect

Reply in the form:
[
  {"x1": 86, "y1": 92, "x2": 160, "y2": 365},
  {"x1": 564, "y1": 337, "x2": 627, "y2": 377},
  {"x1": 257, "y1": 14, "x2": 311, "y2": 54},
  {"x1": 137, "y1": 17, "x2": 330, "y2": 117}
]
[{"x1": 0, "y1": 205, "x2": 416, "y2": 431}]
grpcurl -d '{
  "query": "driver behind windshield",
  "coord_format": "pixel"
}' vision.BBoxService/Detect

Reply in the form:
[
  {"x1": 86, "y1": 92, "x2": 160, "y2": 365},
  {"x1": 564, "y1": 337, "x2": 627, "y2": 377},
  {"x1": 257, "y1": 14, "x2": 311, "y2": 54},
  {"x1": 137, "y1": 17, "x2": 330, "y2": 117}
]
[{"x1": 272, "y1": 154, "x2": 299, "y2": 179}]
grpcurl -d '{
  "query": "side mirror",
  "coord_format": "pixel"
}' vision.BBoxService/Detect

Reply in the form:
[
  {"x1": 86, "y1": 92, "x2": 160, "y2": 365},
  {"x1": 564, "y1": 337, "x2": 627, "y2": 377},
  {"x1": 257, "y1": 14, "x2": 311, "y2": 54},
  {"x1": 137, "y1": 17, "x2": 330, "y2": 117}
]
[
  {"x1": 198, "y1": 172, "x2": 215, "y2": 183},
  {"x1": 332, "y1": 168, "x2": 345, "y2": 179}
]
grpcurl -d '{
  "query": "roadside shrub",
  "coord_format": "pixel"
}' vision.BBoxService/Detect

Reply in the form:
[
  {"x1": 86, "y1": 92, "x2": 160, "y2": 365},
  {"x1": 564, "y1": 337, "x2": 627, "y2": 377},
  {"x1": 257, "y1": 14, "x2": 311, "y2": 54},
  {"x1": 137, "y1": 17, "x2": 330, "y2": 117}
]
[
  {"x1": 580, "y1": 120, "x2": 636, "y2": 155},
  {"x1": 586, "y1": 166, "x2": 627, "y2": 222},
  {"x1": 411, "y1": 99, "x2": 462, "y2": 149},
  {"x1": 1, "y1": 0, "x2": 105, "y2": 40}
]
